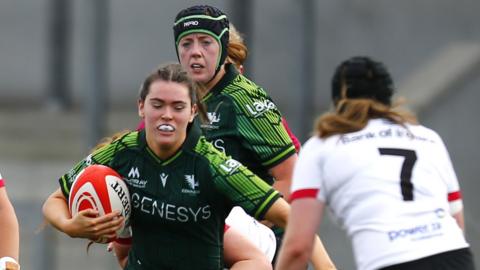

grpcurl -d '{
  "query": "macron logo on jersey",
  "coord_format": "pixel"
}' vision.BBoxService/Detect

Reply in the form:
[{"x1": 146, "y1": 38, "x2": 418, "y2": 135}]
[
  {"x1": 160, "y1": 173, "x2": 168, "y2": 188},
  {"x1": 128, "y1": 167, "x2": 140, "y2": 179}
]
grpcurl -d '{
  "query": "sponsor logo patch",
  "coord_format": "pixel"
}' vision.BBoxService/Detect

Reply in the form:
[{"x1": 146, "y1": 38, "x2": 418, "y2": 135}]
[{"x1": 182, "y1": 175, "x2": 200, "y2": 194}]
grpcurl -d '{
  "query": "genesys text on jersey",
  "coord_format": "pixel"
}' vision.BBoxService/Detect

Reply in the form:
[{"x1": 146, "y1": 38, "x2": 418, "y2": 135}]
[{"x1": 131, "y1": 192, "x2": 211, "y2": 222}]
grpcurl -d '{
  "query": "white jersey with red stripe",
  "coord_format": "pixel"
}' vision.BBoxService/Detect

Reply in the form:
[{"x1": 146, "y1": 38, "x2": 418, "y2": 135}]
[{"x1": 291, "y1": 119, "x2": 469, "y2": 270}]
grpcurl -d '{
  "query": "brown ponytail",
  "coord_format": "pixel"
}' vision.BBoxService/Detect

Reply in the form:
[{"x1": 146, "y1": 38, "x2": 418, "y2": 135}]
[{"x1": 315, "y1": 98, "x2": 417, "y2": 138}]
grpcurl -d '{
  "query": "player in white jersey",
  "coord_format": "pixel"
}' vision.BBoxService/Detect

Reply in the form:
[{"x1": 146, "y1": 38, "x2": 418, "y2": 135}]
[
  {"x1": 276, "y1": 56, "x2": 475, "y2": 270},
  {"x1": 0, "y1": 172, "x2": 20, "y2": 270}
]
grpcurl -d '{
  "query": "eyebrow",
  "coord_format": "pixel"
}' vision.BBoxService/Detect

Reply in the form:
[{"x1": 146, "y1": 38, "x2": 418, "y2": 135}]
[
  {"x1": 181, "y1": 34, "x2": 213, "y2": 41},
  {"x1": 149, "y1": 98, "x2": 188, "y2": 105}
]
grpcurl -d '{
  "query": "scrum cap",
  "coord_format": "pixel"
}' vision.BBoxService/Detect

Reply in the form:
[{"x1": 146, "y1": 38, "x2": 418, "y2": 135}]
[
  {"x1": 331, "y1": 56, "x2": 394, "y2": 105},
  {"x1": 173, "y1": 5, "x2": 229, "y2": 73}
]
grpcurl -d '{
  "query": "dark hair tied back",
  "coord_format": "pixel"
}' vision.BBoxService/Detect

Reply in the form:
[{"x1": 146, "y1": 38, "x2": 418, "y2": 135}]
[{"x1": 331, "y1": 56, "x2": 394, "y2": 106}]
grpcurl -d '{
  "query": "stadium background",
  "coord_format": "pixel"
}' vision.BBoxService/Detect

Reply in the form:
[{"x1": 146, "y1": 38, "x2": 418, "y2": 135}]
[{"x1": 0, "y1": 0, "x2": 479, "y2": 269}]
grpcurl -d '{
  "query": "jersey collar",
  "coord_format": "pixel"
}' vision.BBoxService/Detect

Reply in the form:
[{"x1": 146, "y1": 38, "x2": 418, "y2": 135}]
[
  {"x1": 202, "y1": 63, "x2": 238, "y2": 102},
  {"x1": 139, "y1": 118, "x2": 203, "y2": 165},
  {"x1": 182, "y1": 118, "x2": 203, "y2": 151}
]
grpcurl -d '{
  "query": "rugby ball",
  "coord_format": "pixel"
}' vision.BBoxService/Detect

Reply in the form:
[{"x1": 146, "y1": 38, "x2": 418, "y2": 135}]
[{"x1": 68, "y1": 164, "x2": 131, "y2": 234}]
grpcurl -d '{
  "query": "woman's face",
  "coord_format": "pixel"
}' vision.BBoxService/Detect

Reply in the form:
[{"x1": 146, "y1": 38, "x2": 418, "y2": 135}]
[
  {"x1": 138, "y1": 80, "x2": 196, "y2": 159},
  {"x1": 177, "y1": 33, "x2": 220, "y2": 84}
]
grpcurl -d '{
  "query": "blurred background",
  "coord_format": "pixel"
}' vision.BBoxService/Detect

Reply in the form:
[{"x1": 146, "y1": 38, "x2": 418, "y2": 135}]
[{"x1": 1, "y1": 0, "x2": 479, "y2": 269}]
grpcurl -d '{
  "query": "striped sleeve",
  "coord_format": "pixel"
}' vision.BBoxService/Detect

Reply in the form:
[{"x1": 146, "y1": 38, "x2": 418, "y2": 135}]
[
  {"x1": 58, "y1": 131, "x2": 138, "y2": 198},
  {"x1": 193, "y1": 136, "x2": 280, "y2": 219},
  {"x1": 230, "y1": 84, "x2": 296, "y2": 169},
  {"x1": 59, "y1": 155, "x2": 101, "y2": 199},
  {"x1": 213, "y1": 160, "x2": 280, "y2": 220},
  {"x1": 199, "y1": 139, "x2": 280, "y2": 219},
  {"x1": 0, "y1": 172, "x2": 4, "y2": 188}
]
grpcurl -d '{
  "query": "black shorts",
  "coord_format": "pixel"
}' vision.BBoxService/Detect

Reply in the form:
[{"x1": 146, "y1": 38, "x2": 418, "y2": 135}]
[{"x1": 380, "y1": 248, "x2": 476, "y2": 270}]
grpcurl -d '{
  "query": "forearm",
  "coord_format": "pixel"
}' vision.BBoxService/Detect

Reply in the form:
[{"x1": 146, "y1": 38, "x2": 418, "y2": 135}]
[
  {"x1": 277, "y1": 244, "x2": 336, "y2": 270},
  {"x1": 113, "y1": 242, "x2": 131, "y2": 268},
  {"x1": 0, "y1": 197, "x2": 19, "y2": 261},
  {"x1": 275, "y1": 234, "x2": 316, "y2": 270},
  {"x1": 310, "y1": 235, "x2": 336, "y2": 270},
  {"x1": 269, "y1": 221, "x2": 336, "y2": 270},
  {"x1": 452, "y1": 211, "x2": 465, "y2": 232},
  {"x1": 275, "y1": 199, "x2": 334, "y2": 270},
  {"x1": 42, "y1": 189, "x2": 72, "y2": 236}
]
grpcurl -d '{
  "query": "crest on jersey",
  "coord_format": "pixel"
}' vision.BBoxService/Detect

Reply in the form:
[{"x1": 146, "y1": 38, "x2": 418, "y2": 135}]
[
  {"x1": 207, "y1": 112, "x2": 221, "y2": 124},
  {"x1": 182, "y1": 174, "x2": 200, "y2": 194},
  {"x1": 201, "y1": 112, "x2": 221, "y2": 130},
  {"x1": 185, "y1": 175, "x2": 198, "y2": 189}
]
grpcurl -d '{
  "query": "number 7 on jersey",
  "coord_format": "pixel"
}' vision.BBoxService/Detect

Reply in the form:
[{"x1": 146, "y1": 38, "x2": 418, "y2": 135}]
[{"x1": 378, "y1": 148, "x2": 417, "y2": 201}]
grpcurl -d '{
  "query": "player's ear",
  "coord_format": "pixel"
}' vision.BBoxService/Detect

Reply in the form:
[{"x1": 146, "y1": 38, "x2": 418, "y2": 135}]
[
  {"x1": 189, "y1": 103, "x2": 197, "y2": 123},
  {"x1": 138, "y1": 99, "x2": 145, "y2": 118},
  {"x1": 239, "y1": 65, "x2": 244, "y2": 74}
]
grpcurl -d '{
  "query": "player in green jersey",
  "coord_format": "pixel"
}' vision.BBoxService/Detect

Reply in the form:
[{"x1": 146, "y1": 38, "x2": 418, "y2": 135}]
[
  {"x1": 173, "y1": 5, "x2": 296, "y2": 199},
  {"x1": 172, "y1": 6, "x2": 335, "y2": 269},
  {"x1": 226, "y1": 23, "x2": 302, "y2": 154},
  {"x1": 132, "y1": 23, "x2": 300, "y2": 266},
  {"x1": 42, "y1": 63, "x2": 333, "y2": 269},
  {"x1": 95, "y1": 134, "x2": 273, "y2": 270}
]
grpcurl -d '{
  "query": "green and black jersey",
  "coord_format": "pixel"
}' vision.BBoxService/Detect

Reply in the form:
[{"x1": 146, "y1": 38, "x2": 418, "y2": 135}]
[
  {"x1": 58, "y1": 122, "x2": 280, "y2": 270},
  {"x1": 201, "y1": 64, "x2": 296, "y2": 185}
]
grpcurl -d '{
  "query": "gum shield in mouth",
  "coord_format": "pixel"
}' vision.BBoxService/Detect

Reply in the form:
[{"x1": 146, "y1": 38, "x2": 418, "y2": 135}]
[{"x1": 158, "y1": 124, "x2": 175, "y2": 132}]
